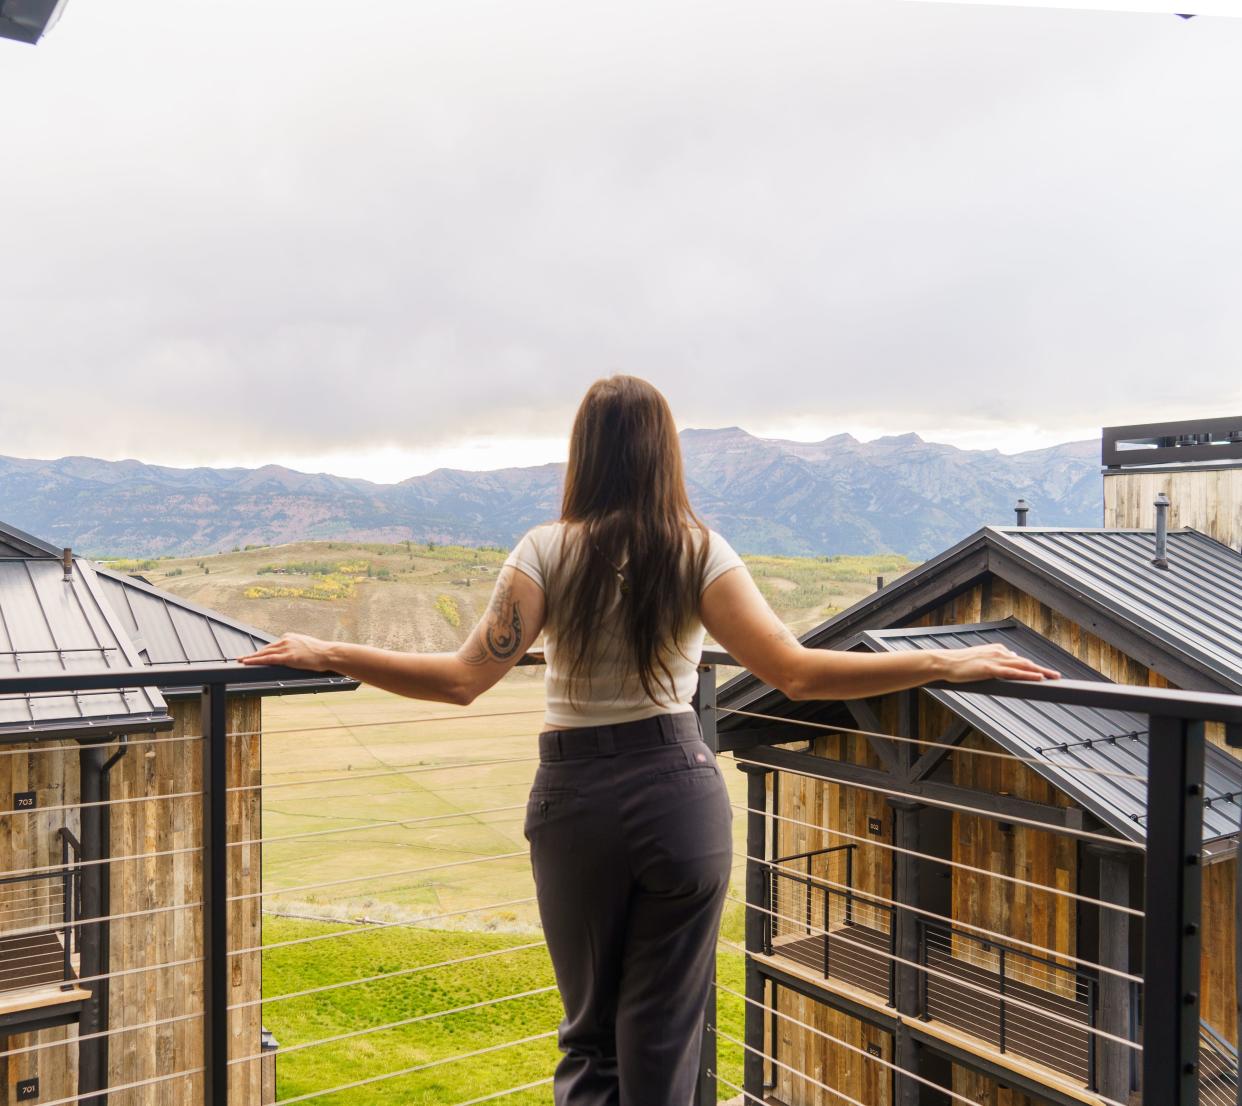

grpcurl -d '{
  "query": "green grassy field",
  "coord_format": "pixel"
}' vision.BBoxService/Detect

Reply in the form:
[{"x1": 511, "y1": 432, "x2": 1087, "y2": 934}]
[{"x1": 262, "y1": 917, "x2": 746, "y2": 1105}]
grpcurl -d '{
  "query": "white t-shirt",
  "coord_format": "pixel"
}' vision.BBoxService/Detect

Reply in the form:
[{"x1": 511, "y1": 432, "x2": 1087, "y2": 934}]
[{"x1": 503, "y1": 522, "x2": 745, "y2": 729}]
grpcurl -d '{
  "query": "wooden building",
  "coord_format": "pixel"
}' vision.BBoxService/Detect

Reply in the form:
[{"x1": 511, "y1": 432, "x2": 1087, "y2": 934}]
[
  {"x1": 719, "y1": 418, "x2": 1242, "y2": 1106},
  {"x1": 0, "y1": 521, "x2": 352, "y2": 1105}
]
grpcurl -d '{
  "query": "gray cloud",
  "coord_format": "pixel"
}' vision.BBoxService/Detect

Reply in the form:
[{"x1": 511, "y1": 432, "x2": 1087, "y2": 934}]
[{"x1": 1, "y1": 0, "x2": 1238, "y2": 466}]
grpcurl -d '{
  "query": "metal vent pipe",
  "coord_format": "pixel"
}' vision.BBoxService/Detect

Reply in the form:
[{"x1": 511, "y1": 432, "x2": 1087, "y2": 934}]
[{"x1": 1153, "y1": 493, "x2": 1170, "y2": 570}]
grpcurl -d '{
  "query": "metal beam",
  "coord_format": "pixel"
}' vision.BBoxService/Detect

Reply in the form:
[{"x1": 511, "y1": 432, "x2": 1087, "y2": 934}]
[
  {"x1": 1142, "y1": 713, "x2": 1206, "y2": 1106},
  {"x1": 732, "y1": 741, "x2": 1088, "y2": 832},
  {"x1": 202, "y1": 683, "x2": 229, "y2": 1106}
]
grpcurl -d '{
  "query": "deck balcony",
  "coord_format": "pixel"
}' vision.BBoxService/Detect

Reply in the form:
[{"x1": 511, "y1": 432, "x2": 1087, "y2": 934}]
[{"x1": 0, "y1": 654, "x2": 1240, "y2": 1106}]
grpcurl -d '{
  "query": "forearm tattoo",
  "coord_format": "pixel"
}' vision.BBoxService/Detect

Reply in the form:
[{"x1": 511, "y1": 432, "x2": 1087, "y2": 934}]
[{"x1": 463, "y1": 579, "x2": 524, "y2": 665}]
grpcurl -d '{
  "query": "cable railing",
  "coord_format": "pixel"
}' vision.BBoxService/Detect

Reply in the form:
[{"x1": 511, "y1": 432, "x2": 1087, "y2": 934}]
[{"x1": 0, "y1": 650, "x2": 1240, "y2": 1106}]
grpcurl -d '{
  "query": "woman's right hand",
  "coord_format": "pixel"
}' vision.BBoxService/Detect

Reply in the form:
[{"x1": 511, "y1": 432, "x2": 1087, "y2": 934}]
[{"x1": 936, "y1": 644, "x2": 1060, "y2": 684}]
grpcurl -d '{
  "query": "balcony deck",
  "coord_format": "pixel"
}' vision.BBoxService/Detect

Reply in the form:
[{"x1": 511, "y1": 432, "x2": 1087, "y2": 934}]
[{"x1": 758, "y1": 925, "x2": 1109, "y2": 1106}]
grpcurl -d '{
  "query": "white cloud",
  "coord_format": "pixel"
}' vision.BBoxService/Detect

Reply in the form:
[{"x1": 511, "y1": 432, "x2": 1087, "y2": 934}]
[{"x1": 0, "y1": 0, "x2": 1237, "y2": 474}]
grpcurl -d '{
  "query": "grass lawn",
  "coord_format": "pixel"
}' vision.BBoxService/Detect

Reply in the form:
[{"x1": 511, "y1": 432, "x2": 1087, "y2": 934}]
[{"x1": 262, "y1": 915, "x2": 747, "y2": 1104}]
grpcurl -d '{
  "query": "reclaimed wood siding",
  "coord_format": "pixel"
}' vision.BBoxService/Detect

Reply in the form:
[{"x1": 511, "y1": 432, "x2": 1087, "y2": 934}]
[
  {"x1": 770, "y1": 985, "x2": 891, "y2": 1106},
  {"x1": 1104, "y1": 468, "x2": 1242, "y2": 552}
]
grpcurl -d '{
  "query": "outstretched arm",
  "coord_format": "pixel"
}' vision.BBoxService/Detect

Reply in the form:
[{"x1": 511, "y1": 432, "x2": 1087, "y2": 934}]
[
  {"x1": 700, "y1": 566, "x2": 1057, "y2": 701},
  {"x1": 238, "y1": 565, "x2": 546, "y2": 706}
]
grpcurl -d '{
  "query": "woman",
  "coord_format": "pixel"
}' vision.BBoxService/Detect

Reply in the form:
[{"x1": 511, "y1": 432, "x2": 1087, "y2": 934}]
[{"x1": 241, "y1": 375, "x2": 1056, "y2": 1106}]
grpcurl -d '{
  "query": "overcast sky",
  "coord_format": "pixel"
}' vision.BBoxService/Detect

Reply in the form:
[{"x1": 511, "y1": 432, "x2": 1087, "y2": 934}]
[{"x1": 1, "y1": 0, "x2": 1238, "y2": 481}]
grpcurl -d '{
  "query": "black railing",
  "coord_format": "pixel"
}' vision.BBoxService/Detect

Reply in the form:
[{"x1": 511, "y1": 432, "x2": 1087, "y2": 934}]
[
  {"x1": 1198, "y1": 1021, "x2": 1238, "y2": 1106},
  {"x1": 0, "y1": 834, "x2": 80, "y2": 993},
  {"x1": 730, "y1": 673, "x2": 1242, "y2": 1106},
  {"x1": 918, "y1": 919, "x2": 1103, "y2": 1087}
]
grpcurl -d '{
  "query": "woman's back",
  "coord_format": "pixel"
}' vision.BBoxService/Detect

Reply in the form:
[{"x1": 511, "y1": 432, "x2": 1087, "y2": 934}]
[{"x1": 505, "y1": 521, "x2": 743, "y2": 728}]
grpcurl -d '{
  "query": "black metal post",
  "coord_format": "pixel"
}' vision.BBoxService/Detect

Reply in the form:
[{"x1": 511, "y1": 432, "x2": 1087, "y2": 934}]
[
  {"x1": 918, "y1": 922, "x2": 930, "y2": 1021},
  {"x1": 61, "y1": 830, "x2": 72, "y2": 986},
  {"x1": 822, "y1": 886, "x2": 832, "y2": 979},
  {"x1": 742, "y1": 765, "x2": 770, "y2": 1102},
  {"x1": 804, "y1": 865, "x2": 813, "y2": 934},
  {"x1": 1087, "y1": 979, "x2": 1098, "y2": 1093},
  {"x1": 845, "y1": 846, "x2": 855, "y2": 927},
  {"x1": 76, "y1": 743, "x2": 108, "y2": 1106},
  {"x1": 1143, "y1": 713, "x2": 1206, "y2": 1106},
  {"x1": 693, "y1": 665, "x2": 719, "y2": 1106},
  {"x1": 202, "y1": 681, "x2": 230, "y2": 1106},
  {"x1": 998, "y1": 948, "x2": 1007, "y2": 1054}
]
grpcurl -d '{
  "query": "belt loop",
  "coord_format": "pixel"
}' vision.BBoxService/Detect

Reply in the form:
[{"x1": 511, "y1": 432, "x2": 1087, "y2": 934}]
[
  {"x1": 597, "y1": 726, "x2": 615, "y2": 756},
  {"x1": 554, "y1": 731, "x2": 564, "y2": 761},
  {"x1": 658, "y1": 714, "x2": 677, "y2": 744}
]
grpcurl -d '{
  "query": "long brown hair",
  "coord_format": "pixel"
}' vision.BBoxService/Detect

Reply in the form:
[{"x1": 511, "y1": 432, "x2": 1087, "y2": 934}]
[{"x1": 551, "y1": 375, "x2": 709, "y2": 704}]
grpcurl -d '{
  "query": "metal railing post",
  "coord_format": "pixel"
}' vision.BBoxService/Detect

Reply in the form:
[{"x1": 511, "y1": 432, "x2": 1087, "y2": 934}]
[
  {"x1": 998, "y1": 947, "x2": 1007, "y2": 1054},
  {"x1": 918, "y1": 921, "x2": 930, "y2": 1020},
  {"x1": 61, "y1": 831, "x2": 73, "y2": 988},
  {"x1": 845, "y1": 845, "x2": 855, "y2": 927},
  {"x1": 693, "y1": 664, "x2": 718, "y2": 1106},
  {"x1": 1143, "y1": 713, "x2": 1206, "y2": 1106},
  {"x1": 822, "y1": 887, "x2": 832, "y2": 978},
  {"x1": 202, "y1": 681, "x2": 230, "y2": 1106},
  {"x1": 742, "y1": 765, "x2": 771, "y2": 1101},
  {"x1": 1087, "y1": 978, "x2": 1098, "y2": 1092}
]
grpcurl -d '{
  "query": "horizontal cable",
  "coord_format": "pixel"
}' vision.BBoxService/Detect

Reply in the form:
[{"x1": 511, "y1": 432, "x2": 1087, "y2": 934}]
[
  {"x1": 0, "y1": 731, "x2": 204, "y2": 758},
  {"x1": 735, "y1": 894, "x2": 1139, "y2": 1051},
  {"x1": 1, "y1": 843, "x2": 201, "y2": 881},
  {"x1": 55, "y1": 899, "x2": 200, "y2": 933},
  {"x1": 229, "y1": 849, "x2": 528, "y2": 902},
  {"x1": 272, "y1": 1034, "x2": 557, "y2": 1105},
  {"x1": 753, "y1": 849, "x2": 1139, "y2": 982},
  {"x1": 243, "y1": 706, "x2": 546, "y2": 739},
  {"x1": 231, "y1": 985, "x2": 556, "y2": 1065},
  {"x1": 232, "y1": 753, "x2": 542, "y2": 794},
  {"x1": 714, "y1": 1025, "x2": 871, "y2": 1106},
  {"x1": 237, "y1": 895, "x2": 537, "y2": 955},
  {"x1": 737, "y1": 802, "x2": 1143, "y2": 917},
  {"x1": 0, "y1": 1010, "x2": 202, "y2": 1060},
  {"x1": 33, "y1": 1067, "x2": 204, "y2": 1106},
  {"x1": 725, "y1": 751, "x2": 1144, "y2": 852},
  {"x1": 232, "y1": 939, "x2": 547, "y2": 1010},
  {"x1": 0, "y1": 787, "x2": 200, "y2": 819},
  {"x1": 717, "y1": 705, "x2": 1148, "y2": 783},
  {"x1": 230, "y1": 802, "x2": 527, "y2": 848},
  {"x1": 713, "y1": 980, "x2": 978, "y2": 1106},
  {"x1": 73, "y1": 954, "x2": 204, "y2": 990}
]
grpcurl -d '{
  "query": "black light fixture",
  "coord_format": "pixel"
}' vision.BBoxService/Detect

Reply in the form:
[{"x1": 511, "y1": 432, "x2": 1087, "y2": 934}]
[{"x1": 0, "y1": 0, "x2": 70, "y2": 44}]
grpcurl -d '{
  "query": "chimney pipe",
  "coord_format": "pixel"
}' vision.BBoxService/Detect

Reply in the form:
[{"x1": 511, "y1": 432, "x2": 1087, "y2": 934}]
[
  {"x1": 1014, "y1": 499, "x2": 1030, "y2": 527},
  {"x1": 1152, "y1": 494, "x2": 1170, "y2": 570},
  {"x1": 62, "y1": 547, "x2": 73, "y2": 581}
]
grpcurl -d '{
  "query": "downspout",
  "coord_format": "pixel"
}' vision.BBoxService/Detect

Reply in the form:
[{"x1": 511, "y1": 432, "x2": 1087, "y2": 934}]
[{"x1": 77, "y1": 736, "x2": 128, "y2": 1106}]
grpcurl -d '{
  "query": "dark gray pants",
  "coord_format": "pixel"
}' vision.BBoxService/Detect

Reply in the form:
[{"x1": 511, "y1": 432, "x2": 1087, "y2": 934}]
[{"x1": 525, "y1": 711, "x2": 733, "y2": 1106}]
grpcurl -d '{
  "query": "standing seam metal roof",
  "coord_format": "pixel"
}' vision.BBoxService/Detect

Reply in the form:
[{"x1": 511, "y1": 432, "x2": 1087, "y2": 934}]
[
  {"x1": 0, "y1": 556, "x2": 170, "y2": 739},
  {"x1": 857, "y1": 620, "x2": 1242, "y2": 845},
  {"x1": 990, "y1": 527, "x2": 1242, "y2": 691}
]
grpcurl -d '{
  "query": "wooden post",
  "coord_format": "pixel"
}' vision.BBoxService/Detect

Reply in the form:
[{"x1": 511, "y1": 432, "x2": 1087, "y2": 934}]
[{"x1": 1090, "y1": 844, "x2": 1133, "y2": 1101}]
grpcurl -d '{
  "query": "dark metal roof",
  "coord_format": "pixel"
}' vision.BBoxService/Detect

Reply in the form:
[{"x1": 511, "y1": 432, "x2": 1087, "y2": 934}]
[
  {"x1": 718, "y1": 524, "x2": 1242, "y2": 715},
  {"x1": 990, "y1": 527, "x2": 1242, "y2": 691},
  {"x1": 0, "y1": 520, "x2": 62, "y2": 560},
  {"x1": 0, "y1": 557, "x2": 170, "y2": 740},
  {"x1": 856, "y1": 620, "x2": 1242, "y2": 846},
  {"x1": 92, "y1": 566, "x2": 355, "y2": 697}
]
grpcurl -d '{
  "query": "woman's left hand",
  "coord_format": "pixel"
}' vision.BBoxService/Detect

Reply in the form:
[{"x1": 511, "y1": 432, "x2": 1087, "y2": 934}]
[{"x1": 238, "y1": 632, "x2": 333, "y2": 671}]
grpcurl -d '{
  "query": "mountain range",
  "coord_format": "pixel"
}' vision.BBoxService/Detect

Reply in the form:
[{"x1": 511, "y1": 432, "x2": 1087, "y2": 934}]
[{"x1": 0, "y1": 428, "x2": 1102, "y2": 559}]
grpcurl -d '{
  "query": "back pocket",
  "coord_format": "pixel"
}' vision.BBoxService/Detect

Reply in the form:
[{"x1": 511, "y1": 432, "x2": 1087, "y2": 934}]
[{"x1": 523, "y1": 787, "x2": 579, "y2": 840}]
